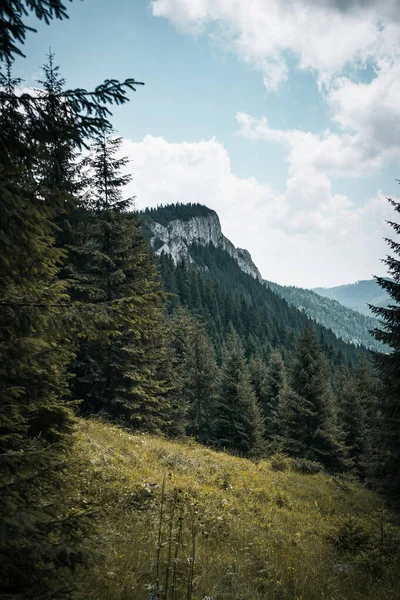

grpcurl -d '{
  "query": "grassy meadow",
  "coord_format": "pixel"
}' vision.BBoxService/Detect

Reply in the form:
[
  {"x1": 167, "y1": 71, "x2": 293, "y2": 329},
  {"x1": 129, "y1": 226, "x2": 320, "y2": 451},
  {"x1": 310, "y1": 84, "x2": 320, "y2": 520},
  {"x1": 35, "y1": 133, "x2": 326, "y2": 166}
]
[{"x1": 70, "y1": 419, "x2": 400, "y2": 600}]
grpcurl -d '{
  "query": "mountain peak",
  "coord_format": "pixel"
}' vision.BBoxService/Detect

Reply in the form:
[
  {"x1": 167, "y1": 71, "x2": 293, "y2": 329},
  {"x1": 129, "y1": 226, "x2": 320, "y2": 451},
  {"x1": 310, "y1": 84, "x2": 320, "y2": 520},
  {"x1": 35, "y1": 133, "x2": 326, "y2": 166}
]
[{"x1": 142, "y1": 203, "x2": 263, "y2": 282}]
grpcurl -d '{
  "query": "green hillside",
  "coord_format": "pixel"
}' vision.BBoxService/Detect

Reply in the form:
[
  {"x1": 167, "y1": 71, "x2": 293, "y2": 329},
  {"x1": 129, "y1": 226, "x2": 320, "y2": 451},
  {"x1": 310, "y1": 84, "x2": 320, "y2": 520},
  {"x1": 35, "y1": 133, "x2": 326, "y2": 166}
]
[
  {"x1": 73, "y1": 418, "x2": 400, "y2": 600},
  {"x1": 266, "y1": 281, "x2": 386, "y2": 353},
  {"x1": 313, "y1": 280, "x2": 391, "y2": 317},
  {"x1": 156, "y1": 240, "x2": 372, "y2": 367}
]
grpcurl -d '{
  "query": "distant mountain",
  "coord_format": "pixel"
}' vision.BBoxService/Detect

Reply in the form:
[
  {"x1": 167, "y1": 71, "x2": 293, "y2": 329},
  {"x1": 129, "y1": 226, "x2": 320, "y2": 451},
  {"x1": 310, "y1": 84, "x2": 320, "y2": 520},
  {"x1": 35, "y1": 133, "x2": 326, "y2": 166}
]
[
  {"x1": 141, "y1": 203, "x2": 263, "y2": 281},
  {"x1": 141, "y1": 203, "x2": 374, "y2": 365},
  {"x1": 312, "y1": 279, "x2": 391, "y2": 317},
  {"x1": 266, "y1": 281, "x2": 386, "y2": 353}
]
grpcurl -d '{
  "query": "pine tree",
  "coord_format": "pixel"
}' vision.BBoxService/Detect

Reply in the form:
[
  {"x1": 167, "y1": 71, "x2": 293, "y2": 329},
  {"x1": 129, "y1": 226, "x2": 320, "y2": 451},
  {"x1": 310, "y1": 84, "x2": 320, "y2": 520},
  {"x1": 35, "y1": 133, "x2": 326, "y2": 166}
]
[
  {"x1": 1, "y1": 1, "x2": 76, "y2": 62},
  {"x1": 0, "y1": 65, "x2": 88, "y2": 598},
  {"x1": 188, "y1": 321, "x2": 219, "y2": 443},
  {"x1": 166, "y1": 308, "x2": 192, "y2": 436},
  {"x1": 214, "y1": 333, "x2": 265, "y2": 456},
  {"x1": 68, "y1": 131, "x2": 172, "y2": 431},
  {"x1": 252, "y1": 352, "x2": 288, "y2": 449},
  {"x1": 280, "y1": 389, "x2": 312, "y2": 457},
  {"x1": 0, "y1": 13, "x2": 143, "y2": 588},
  {"x1": 370, "y1": 196, "x2": 400, "y2": 500},
  {"x1": 288, "y1": 326, "x2": 345, "y2": 470},
  {"x1": 336, "y1": 368, "x2": 368, "y2": 477},
  {"x1": 167, "y1": 308, "x2": 219, "y2": 442}
]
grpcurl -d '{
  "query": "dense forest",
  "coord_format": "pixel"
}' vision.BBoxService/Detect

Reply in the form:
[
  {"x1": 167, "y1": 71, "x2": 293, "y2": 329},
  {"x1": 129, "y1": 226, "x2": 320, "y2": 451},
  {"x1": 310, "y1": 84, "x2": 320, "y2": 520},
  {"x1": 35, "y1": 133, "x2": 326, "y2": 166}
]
[
  {"x1": 1, "y1": 2, "x2": 400, "y2": 599},
  {"x1": 142, "y1": 202, "x2": 215, "y2": 227}
]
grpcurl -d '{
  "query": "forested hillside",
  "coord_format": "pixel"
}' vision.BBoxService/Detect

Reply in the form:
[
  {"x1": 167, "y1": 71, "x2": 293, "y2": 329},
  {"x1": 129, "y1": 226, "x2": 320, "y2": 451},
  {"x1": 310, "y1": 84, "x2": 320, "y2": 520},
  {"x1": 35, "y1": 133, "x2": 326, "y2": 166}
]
[
  {"x1": 145, "y1": 204, "x2": 373, "y2": 365},
  {"x1": 266, "y1": 280, "x2": 386, "y2": 352},
  {"x1": 313, "y1": 280, "x2": 391, "y2": 317}
]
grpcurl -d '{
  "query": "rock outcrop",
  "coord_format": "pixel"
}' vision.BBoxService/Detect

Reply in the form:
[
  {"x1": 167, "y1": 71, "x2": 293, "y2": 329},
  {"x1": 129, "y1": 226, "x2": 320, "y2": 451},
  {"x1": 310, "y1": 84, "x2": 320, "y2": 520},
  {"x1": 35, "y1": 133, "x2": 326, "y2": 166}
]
[{"x1": 149, "y1": 212, "x2": 263, "y2": 282}]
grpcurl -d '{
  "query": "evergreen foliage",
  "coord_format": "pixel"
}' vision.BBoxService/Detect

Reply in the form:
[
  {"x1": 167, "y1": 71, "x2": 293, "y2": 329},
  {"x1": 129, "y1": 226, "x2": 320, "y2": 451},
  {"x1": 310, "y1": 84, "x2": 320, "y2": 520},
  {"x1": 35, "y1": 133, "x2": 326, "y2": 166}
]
[
  {"x1": 1, "y1": 5, "x2": 395, "y2": 587},
  {"x1": 336, "y1": 368, "x2": 368, "y2": 477},
  {"x1": 286, "y1": 327, "x2": 345, "y2": 470},
  {"x1": 167, "y1": 308, "x2": 219, "y2": 442},
  {"x1": 268, "y1": 280, "x2": 386, "y2": 352},
  {"x1": 0, "y1": 2, "x2": 145, "y2": 591},
  {"x1": 0, "y1": 59, "x2": 86, "y2": 599},
  {"x1": 371, "y1": 196, "x2": 400, "y2": 501},
  {"x1": 214, "y1": 333, "x2": 265, "y2": 456},
  {"x1": 156, "y1": 244, "x2": 372, "y2": 370},
  {"x1": 255, "y1": 352, "x2": 287, "y2": 449},
  {"x1": 66, "y1": 131, "x2": 172, "y2": 432},
  {"x1": 0, "y1": 1, "x2": 74, "y2": 61},
  {"x1": 142, "y1": 202, "x2": 215, "y2": 227}
]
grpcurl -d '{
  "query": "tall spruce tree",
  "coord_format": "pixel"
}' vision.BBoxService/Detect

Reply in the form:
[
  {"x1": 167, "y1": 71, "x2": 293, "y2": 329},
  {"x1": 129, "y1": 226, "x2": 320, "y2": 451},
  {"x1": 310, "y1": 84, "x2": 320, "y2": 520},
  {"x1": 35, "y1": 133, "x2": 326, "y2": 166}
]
[
  {"x1": 68, "y1": 131, "x2": 172, "y2": 431},
  {"x1": 214, "y1": 332, "x2": 265, "y2": 456},
  {"x1": 336, "y1": 368, "x2": 368, "y2": 477},
  {"x1": 371, "y1": 196, "x2": 400, "y2": 500},
  {"x1": 1, "y1": 1, "x2": 77, "y2": 62},
  {"x1": 288, "y1": 326, "x2": 345, "y2": 470},
  {"x1": 258, "y1": 352, "x2": 288, "y2": 449},
  {"x1": 167, "y1": 308, "x2": 219, "y2": 442},
  {"x1": 0, "y1": 62, "x2": 88, "y2": 598},
  {"x1": 188, "y1": 320, "x2": 219, "y2": 443}
]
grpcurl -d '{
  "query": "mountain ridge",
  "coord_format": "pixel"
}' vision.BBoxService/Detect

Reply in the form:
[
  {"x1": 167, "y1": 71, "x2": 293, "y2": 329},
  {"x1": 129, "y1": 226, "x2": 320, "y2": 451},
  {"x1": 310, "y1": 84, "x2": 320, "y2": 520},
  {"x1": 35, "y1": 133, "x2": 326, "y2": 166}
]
[
  {"x1": 142, "y1": 203, "x2": 263, "y2": 282},
  {"x1": 266, "y1": 280, "x2": 386, "y2": 352},
  {"x1": 313, "y1": 279, "x2": 391, "y2": 317},
  {"x1": 142, "y1": 202, "x2": 376, "y2": 360}
]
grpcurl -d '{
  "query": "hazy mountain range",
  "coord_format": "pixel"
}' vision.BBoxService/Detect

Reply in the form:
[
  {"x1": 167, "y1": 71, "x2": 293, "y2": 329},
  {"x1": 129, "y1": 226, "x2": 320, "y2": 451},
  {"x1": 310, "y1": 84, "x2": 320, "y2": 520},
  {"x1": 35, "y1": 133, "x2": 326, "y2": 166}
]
[
  {"x1": 266, "y1": 281, "x2": 386, "y2": 353},
  {"x1": 312, "y1": 280, "x2": 391, "y2": 317}
]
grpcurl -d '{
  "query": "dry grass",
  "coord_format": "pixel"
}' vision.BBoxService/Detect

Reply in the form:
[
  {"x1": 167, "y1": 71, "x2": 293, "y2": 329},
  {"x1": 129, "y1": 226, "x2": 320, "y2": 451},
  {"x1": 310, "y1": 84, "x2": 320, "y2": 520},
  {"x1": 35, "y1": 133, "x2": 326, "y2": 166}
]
[{"x1": 70, "y1": 418, "x2": 400, "y2": 600}]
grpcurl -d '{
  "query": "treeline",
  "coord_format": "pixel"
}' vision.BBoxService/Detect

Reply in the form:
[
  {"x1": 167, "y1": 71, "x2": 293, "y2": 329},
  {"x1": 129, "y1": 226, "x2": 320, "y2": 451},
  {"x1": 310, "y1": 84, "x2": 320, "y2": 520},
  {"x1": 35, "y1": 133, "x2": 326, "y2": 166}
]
[
  {"x1": 267, "y1": 280, "x2": 386, "y2": 353},
  {"x1": 142, "y1": 202, "x2": 214, "y2": 226}
]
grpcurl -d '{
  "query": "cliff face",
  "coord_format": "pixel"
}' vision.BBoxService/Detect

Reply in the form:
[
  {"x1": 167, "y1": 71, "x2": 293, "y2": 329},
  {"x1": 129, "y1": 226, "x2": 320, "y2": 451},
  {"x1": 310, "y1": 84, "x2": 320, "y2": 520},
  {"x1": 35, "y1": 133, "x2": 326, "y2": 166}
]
[{"x1": 149, "y1": 212, "x2": 263, "y2": 282}]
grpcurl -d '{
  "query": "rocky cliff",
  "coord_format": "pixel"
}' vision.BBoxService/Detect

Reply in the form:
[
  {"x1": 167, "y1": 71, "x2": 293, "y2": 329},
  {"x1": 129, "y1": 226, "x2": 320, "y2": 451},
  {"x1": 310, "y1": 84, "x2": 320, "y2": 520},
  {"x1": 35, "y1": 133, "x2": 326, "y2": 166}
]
[{"x1": 148, "y1": 210, "x2": 263, "y2": 282}]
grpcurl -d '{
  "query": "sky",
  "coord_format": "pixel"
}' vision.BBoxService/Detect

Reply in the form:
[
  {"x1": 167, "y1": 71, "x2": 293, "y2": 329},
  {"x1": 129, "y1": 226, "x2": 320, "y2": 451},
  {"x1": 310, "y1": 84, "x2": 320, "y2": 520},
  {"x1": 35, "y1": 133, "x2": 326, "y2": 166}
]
[{"x1": 13, "y1": 0, "x2": 400, "y2": 287}]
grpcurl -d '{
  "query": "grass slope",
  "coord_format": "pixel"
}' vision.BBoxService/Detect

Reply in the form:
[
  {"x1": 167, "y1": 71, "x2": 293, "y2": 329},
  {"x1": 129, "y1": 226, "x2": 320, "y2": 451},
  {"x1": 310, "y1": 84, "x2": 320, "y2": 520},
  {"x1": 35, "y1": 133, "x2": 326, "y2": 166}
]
[{"x1": 73, "y1": 419, "x2": 400, "y2": 600}]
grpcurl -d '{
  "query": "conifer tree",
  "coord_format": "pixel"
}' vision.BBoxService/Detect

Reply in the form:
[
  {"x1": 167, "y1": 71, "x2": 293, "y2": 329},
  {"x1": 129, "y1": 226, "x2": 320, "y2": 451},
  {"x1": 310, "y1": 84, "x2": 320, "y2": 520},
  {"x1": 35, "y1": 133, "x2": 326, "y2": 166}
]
[
  {"x1": 371, "y1": 196, "x2": 400, "y2": 500},
  {"x1": 253, "y1": 352, "x2": 288, "y2": 448},
  {"x1": 168, "y1": 308, "x2": 219, "y2": 442},
  {"x1": 1, "y1": 1, "x2": 77, "y2": 62},
  {"x1": 0, "y1": 63, "x2": 88, "y2": 598},
  {"x1": 354, "y1": 360, "x2": 379, "y2": 476},
  {"x1": 288, "y1": 326, "x2": 345, "y2": 470},
  {"x1": 188, "y1": 321, "x2": 219, "y2": 443},
  {"x1": 336, "y1": 369, "x2": 368, "y2": 477},
  {"x1": 214, "y1": 332, "x2": 265, "y2": 456},
  {"x1": 68, "y1": 131, "x2": 172, "y2": 431},
  {"x1": 280, "y1": 388, "x2": 312, "y2": 457},
  {"x1": 1, "y1": 6, "x2": 143, "y2": 586},
  {"x1": 166, "y1": 308, "x2": 192, "y2": 435}
]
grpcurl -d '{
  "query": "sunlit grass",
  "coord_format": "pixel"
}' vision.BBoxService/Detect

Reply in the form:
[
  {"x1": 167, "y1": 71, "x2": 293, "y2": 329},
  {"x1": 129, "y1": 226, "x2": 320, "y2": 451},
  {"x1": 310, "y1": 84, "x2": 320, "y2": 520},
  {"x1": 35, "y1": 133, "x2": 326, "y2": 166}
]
[{"x1": 71, "y1": 418, "x2": 400, "y2": 600}]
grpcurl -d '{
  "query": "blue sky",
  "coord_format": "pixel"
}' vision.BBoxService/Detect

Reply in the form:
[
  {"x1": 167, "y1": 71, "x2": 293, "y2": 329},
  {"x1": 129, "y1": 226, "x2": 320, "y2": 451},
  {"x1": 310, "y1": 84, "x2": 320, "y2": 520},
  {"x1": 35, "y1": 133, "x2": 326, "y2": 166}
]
[{"x1": 13, "y1": 0, "x2": 400, "y2": 287}]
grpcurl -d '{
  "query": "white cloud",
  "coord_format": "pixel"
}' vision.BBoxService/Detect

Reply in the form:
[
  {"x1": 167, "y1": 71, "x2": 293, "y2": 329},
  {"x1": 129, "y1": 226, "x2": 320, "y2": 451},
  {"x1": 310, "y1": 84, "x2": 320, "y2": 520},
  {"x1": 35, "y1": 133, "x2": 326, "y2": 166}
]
[
  {"x1": 151, "y1": 0, "x2": 400, "y2": 90},
  {"x1": 328, "y1": 61, "x2": 400, "y2": 161},
  {"x1": 122, "y1": 134, "x2": 274, "y2": 249},
  {"x1": 122, "y1": 134, "x2": 394, "y2": 287},
  {"x1": 235, "y1": 108, "x2": 400, "y2": 249},
  {"x1": 141, "y1": 1, "x2": 400, "y2": 285},
  {"x1": 152, "y1": 0, "x2": 400, "y2": 216}
]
